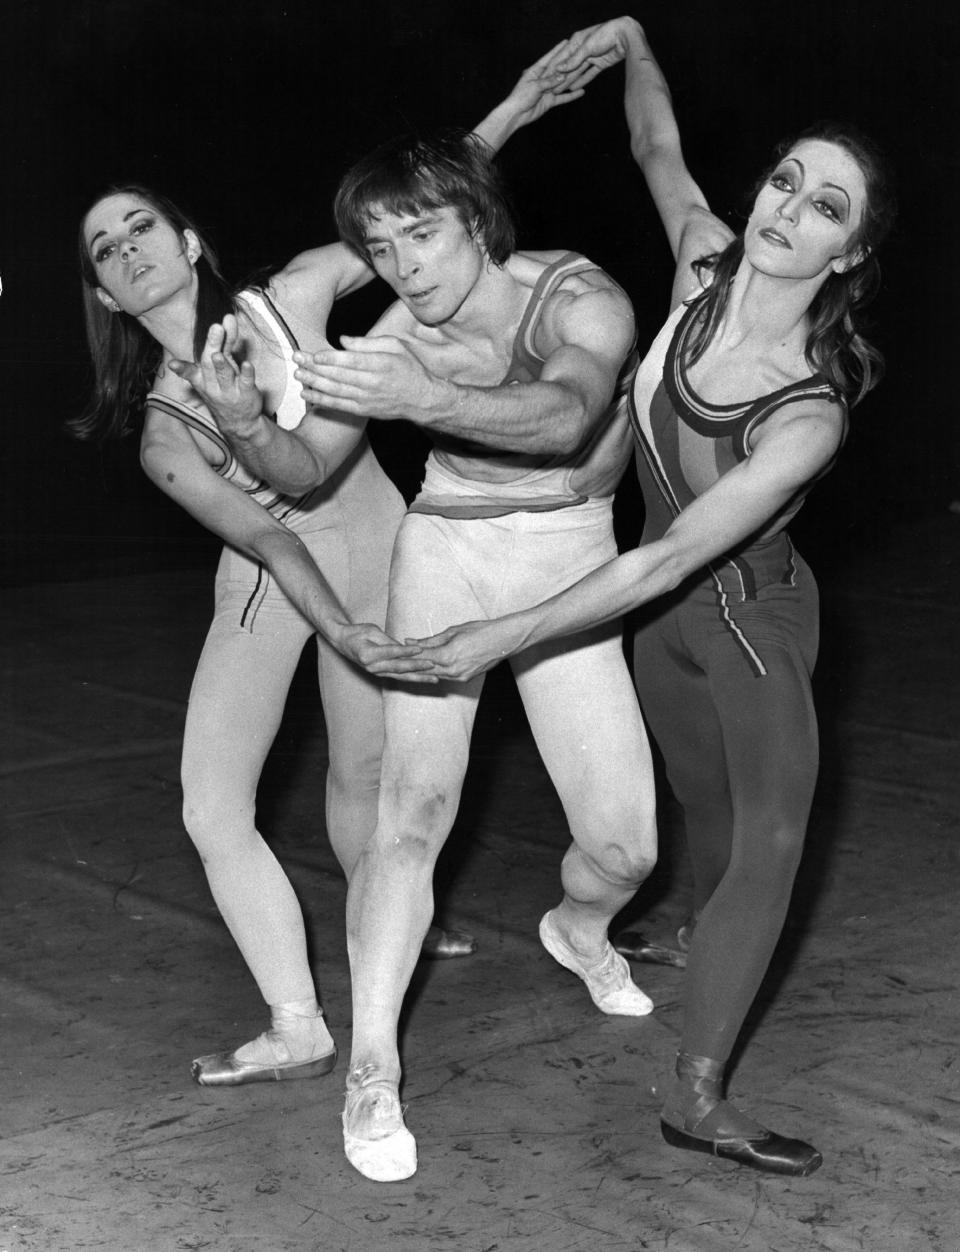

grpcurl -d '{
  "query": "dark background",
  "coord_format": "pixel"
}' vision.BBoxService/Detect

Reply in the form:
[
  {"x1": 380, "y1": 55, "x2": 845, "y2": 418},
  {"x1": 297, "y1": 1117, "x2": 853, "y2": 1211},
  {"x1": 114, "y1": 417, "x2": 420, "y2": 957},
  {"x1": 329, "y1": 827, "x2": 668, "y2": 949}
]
[{"x1": 1, "y1": 0, "x2": 956, "y2": 586}]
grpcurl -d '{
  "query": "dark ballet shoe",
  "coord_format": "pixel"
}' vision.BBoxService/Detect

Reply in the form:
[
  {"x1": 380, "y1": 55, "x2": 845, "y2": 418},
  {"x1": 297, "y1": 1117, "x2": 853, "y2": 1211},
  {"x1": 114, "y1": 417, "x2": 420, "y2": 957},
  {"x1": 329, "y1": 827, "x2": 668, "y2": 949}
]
[
  {"x1": 420, "y1": 925, "x2": 477, "y2": 960},
  {"x1": 192, "y1": 1044, "x2": 337, "y2": 1086},
  {"x1": 660, "y1": 1117, "x2": 823, "y2": 1175},
  {"x1": 612, "y1": 928, "x2": 687, "y2": 968},
  {"x1": 660, "y1": 1051, "x2": 823, "y2": 1176}
]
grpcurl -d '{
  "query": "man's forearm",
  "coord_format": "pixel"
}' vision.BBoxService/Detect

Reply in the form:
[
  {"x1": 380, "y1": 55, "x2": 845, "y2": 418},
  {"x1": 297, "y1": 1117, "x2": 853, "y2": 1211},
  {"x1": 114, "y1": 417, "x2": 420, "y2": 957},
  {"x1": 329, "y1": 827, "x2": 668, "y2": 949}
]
[
  {"x1": 417, "y1": 377, "x2": 595, "y2": 456},
  {"x1": 473, "y1": 99, "x2": 525, "y2": 154}
]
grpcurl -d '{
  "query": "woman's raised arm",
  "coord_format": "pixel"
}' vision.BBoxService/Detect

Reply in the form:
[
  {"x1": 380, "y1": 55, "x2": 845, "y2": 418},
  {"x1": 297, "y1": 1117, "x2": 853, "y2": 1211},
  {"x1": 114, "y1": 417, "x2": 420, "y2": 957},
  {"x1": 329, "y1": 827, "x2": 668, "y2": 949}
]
[{"x1": 556, "y1": 17, "x2": 733, "y2": 306}]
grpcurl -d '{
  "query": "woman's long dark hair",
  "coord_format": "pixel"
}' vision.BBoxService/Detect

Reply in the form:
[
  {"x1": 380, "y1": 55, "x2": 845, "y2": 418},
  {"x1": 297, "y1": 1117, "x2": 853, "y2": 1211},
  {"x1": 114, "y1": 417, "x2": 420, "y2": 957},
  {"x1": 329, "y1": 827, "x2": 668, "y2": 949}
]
[
  {"x1": 687, "y1": 123, "x2": 897, "y2": 407},
  {"x1": 72, "y1": 185, "x2": 234, "y2": 441}
]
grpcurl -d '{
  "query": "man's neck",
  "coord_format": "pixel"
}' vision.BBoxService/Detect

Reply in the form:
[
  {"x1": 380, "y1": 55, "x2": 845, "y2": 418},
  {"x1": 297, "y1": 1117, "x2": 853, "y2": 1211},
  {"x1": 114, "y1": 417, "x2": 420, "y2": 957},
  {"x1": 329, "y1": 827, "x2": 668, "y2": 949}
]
[{"x1": 419, "y1": 258, "x2": 528, "y2": 349}]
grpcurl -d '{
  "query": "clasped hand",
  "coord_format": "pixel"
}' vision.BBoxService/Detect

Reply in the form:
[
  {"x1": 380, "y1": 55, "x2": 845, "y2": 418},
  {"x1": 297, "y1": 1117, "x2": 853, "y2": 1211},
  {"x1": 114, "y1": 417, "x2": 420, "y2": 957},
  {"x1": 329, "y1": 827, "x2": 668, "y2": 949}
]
[
  {"x1": 293, "y1": 335, "x2": 444, "y2": 422},
  {"x1": 405, "y1": 618, "x2": 522, "y2": 684},
  {"x1": 339, "y1": 623, "x2": 442, "y2": 685},
  {"x1": 169, "y1": 316, "x2": 265, "y2": 440},
  {"x1": 545, "y1": 16, "x2": 640, "y2": 77}
]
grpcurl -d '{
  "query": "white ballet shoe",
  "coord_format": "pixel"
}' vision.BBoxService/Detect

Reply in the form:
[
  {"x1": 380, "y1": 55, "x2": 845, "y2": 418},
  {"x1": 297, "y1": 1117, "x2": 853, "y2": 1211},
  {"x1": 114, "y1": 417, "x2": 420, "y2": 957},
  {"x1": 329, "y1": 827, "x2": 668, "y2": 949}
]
[
  {"x1": 342, "y1": 1080, "x2": 417, "y2": 1182},
  {"x1": 539, "y1": 909, "x2": 654, "y2": 1017}
]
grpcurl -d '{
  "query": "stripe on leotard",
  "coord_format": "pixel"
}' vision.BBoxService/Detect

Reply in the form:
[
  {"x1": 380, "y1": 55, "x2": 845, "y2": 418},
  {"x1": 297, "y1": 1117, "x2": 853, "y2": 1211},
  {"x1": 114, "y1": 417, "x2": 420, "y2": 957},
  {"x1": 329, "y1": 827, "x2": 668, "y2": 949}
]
[{"x1": 630, "y1": 297, "x2": 844, "y2": 673}]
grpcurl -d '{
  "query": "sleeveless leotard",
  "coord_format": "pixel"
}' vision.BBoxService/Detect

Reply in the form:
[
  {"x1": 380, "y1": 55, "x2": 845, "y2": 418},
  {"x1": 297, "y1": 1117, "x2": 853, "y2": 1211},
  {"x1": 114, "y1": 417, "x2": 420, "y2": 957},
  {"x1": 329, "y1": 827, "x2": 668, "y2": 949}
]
[
  {"x1": 630, "y1": 294, "x2": 845, "y2": 602},
  {"x1": 410, "y1": 253, "x2": 638, "y2": 518},
  {"x1": 145, "y1": 289, "x2": 326, "y2": 528}
]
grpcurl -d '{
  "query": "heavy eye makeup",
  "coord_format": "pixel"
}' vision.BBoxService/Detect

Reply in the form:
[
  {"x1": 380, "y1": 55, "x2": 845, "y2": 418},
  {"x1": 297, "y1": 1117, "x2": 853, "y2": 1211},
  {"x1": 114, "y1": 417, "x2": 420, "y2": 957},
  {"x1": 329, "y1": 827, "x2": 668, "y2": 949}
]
[
  {"x1": 813, "y1": 196, "x2": 845, "y2": 223},
  {"x1": 769, "y1": 170, "x2": 846, "y2": 224},
  {"x1": 769, "y1": 170, "x2": 795, "y2": 192},
  {"x1": 92, "y1": 214, "x2": 156, "y2": 265}
]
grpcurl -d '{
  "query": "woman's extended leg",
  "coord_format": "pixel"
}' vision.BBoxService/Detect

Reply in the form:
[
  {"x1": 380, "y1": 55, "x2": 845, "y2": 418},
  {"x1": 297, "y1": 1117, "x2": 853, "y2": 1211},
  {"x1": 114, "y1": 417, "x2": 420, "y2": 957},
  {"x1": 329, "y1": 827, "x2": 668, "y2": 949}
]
[
  {"x1": 637, "y1": 581, "x2": 823, "y2": 1174},
  {"x1": 184, "y1": 549, "x2": 334, "y2": 1082}
]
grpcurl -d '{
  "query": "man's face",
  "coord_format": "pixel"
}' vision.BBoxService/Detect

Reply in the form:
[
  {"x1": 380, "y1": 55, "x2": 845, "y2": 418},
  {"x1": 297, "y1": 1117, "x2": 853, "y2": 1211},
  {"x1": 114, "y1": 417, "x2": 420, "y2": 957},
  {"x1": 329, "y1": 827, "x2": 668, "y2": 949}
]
[{"x1": 361, "y1": 204, "x2": 487, "y2": 326}]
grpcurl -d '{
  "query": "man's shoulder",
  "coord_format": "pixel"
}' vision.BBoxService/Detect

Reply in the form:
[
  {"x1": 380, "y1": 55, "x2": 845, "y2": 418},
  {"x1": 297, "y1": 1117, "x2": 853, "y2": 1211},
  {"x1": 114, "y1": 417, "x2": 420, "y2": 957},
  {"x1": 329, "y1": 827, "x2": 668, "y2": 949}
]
[
  {"x1": 513, "y1": 252, "x2": 633, "y2": 354},
  {"x1": 506, "y1": 250, "x2": 621, "y2": 294},
  {"x1": 504, "y1": 249, "x2": 570, "y2": 290}
]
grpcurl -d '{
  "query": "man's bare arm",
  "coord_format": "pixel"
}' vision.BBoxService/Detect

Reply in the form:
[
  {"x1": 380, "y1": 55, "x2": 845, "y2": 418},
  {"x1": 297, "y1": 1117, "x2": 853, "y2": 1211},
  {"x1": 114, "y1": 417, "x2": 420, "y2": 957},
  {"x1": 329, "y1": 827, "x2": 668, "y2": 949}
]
[
  {"x1": 169, "y1": 50, "x2": 596, "y2": 493},
  {"x1": 293, "y1": 283, "x2": 635, "y2": 456},
  {"x1": 472, "y1": 38, "x2": 602, "y2": 152}
]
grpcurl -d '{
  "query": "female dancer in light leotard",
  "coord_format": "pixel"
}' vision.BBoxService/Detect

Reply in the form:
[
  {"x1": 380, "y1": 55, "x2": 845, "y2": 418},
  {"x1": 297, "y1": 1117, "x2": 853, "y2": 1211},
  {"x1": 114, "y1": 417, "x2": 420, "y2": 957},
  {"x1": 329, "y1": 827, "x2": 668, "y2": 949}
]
[{"x1": 416, "y1": 17, "x2": 896, "y2": 1175}]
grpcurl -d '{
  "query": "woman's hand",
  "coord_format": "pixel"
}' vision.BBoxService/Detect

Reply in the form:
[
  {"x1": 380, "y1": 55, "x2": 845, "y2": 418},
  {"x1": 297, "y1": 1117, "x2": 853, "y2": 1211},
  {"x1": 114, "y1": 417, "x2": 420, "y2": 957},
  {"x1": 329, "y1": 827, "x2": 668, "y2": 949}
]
[
  {"x1": 169, "y1": 315, "x2": 265, "y2": 442},
  {"x1": 550, "y1": 16, "x2": 644, "y2": 78},
  {"x1": 408, "y1": 618, "x2": 527, "y2": 684},
  {"x1": 334, "y1": 624, "x2": 440, "y2": 684}
]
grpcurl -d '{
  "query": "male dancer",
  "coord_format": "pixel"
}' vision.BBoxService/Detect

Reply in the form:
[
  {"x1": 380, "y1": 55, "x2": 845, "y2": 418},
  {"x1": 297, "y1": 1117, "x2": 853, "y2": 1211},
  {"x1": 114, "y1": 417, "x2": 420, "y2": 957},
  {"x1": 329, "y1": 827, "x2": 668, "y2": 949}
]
[
  {"x1": 287, "y1": 130, "x2": 659, "y2": 1180},
  {"x1": 175, "y1": 122, "x2": 658, "y2": 1179}
]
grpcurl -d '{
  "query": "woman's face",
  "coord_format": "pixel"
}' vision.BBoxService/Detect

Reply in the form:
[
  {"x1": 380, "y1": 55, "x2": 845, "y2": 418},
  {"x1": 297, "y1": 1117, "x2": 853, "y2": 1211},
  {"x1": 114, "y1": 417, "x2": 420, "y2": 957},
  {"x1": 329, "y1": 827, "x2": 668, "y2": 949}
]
[
  {"x1": 744, "y1": 139, "x2": 867, "y2": 281},
  {"x1": 83, "y1": 192, "x2": 199, "y2": 317}
]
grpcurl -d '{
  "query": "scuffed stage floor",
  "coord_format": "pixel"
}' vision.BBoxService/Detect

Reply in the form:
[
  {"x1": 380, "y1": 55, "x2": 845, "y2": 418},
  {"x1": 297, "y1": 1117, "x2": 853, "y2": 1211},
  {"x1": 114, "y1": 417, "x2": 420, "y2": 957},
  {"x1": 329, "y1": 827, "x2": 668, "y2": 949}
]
[{"x1": 2, "y1": 516, "x2": 958, "y2": 1251}]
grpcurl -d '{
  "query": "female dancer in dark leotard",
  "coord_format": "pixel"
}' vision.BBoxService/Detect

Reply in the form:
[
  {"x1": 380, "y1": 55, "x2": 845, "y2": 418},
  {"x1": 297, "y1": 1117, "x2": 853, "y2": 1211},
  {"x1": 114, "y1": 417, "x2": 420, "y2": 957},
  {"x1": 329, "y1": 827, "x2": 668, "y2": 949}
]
[{"x1": 415, "y1": 17, "x2": 896, "y2": 1176}]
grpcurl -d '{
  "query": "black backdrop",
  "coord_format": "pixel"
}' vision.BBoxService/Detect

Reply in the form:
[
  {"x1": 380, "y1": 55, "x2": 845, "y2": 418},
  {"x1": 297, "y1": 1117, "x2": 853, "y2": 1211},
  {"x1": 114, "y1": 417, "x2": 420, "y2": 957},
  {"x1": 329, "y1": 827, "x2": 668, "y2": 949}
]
[{"x1": 2, "y1": 0, "x2": 956, "y2": 584}]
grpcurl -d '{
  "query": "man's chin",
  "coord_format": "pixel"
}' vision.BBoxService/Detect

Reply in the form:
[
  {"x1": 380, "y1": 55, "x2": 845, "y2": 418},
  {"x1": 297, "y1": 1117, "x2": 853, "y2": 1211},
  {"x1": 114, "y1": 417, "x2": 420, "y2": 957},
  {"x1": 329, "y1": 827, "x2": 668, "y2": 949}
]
[{"x1": 407, "y1": 305, "x2": 451, "y2": 329}]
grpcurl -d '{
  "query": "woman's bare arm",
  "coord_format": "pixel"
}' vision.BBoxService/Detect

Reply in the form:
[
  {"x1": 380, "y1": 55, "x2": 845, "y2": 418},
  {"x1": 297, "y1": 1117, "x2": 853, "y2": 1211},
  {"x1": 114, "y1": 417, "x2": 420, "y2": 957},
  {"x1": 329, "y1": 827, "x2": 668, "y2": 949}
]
[
  {"x1": 556, "y1": 16, "x2": 733, "y2": 307},
  {"x1": 139, "y1": 406, "x2": 436, "y2": 682},
  {"x1": 414, "y1": 401, "x2": 845, "y2": 681}
]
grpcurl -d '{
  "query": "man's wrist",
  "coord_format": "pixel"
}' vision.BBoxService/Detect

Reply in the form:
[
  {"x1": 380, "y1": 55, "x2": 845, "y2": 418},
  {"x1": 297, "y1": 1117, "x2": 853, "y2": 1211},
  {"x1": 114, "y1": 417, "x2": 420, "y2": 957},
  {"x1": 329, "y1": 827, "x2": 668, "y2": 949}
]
[
  {"x1": 473, "y1": 102, "x2": 512, "y2": 153},
  {"x1": 416, "y1": 377, "x2": 462, "y2": 430}
]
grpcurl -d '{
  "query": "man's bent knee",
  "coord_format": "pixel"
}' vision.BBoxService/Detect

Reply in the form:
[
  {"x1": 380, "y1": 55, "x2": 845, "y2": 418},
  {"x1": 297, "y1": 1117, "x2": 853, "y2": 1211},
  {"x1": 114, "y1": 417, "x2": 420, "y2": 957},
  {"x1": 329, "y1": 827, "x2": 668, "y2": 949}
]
[{"x1": 576, "y1": 838, "x2": 656, "y2": 890}]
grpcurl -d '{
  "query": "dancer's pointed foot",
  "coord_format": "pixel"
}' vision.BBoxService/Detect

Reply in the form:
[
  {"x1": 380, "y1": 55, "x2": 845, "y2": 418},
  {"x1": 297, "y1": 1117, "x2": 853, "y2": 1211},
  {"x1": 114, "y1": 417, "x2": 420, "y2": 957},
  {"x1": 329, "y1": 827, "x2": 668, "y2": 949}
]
[
  {"x1": 539, "y1": 909, "x2": 653, "y2": 1016},
  {"x1": 343, "y1": 1075, "x2": 417, "y2": 1182},
  {"x1": 660, "y1": 1053, "x2": 822, "y2": 1176},
  {"x1": 192, "y1": 1003, "x2": 337, "y2": 1086}
]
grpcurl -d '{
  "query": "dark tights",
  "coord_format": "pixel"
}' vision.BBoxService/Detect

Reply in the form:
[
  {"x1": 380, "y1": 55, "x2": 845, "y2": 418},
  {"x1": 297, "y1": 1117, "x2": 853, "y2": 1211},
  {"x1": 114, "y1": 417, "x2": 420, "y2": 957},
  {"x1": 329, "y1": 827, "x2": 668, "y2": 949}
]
[{"x1": 633, "y1": 565, "x2": 820, "y2": 1064}]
